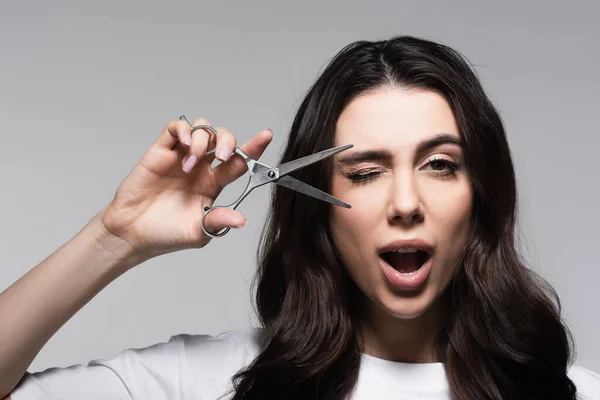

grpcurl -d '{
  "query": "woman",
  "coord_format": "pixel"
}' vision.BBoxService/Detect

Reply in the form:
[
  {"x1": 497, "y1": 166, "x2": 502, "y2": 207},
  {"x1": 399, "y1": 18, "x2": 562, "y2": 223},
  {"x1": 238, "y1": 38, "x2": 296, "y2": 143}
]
[{"x1": 1, "y1": 36, "x2": 599, "y2": 399}]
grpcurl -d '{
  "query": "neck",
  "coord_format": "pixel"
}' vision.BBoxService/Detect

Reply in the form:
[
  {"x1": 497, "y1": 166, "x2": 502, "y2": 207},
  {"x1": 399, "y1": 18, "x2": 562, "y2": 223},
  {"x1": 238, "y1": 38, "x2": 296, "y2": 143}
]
[{"x1": 359, "y1": 299, "x2": 442, "y2": 363}]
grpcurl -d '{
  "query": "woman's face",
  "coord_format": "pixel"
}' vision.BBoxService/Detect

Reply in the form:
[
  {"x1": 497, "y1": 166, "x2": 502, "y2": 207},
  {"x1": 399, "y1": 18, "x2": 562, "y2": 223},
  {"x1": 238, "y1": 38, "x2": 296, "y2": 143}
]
[{"x1": 329, "y1": 87, "x2": 472, "y2": 320}]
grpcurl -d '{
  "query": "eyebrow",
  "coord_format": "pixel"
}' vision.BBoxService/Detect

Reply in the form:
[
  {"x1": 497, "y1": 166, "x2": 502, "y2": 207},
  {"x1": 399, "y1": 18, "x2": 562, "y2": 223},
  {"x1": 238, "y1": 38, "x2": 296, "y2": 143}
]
[{"x1": 336, "y1": 133, "x2": 463, "y2": 166}]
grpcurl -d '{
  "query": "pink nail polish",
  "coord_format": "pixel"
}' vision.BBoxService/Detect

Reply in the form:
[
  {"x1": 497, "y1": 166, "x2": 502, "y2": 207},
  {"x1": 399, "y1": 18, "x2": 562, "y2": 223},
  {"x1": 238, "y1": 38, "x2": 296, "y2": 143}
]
[
  {"x1": 183, "y1": 155, "x2": 198, "y2": 173},
  {"x1": 217, "y1": 146, "x2": 231, "y2": 161}
]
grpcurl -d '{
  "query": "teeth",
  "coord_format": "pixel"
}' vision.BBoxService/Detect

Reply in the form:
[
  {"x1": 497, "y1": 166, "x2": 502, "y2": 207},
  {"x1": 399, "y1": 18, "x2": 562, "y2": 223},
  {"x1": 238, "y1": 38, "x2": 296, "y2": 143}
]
[{"x1": 394, "y1": 248, "x2": 419, "y2": 253}]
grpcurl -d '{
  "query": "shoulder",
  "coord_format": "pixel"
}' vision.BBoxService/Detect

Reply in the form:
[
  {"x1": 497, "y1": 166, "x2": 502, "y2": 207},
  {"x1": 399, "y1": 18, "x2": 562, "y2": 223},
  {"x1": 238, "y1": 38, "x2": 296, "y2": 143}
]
[
  {"x1": 10, "y1": 327, "x2": 264, "y2": 400},
  {"x1": 568, "y1": 364, "x2": 600, "y2": 399},
  {"x1": 99, "y1": 326, "x2": 264, "y2": 399},
  {"x1": 174, "y1": 326, "x2": 263, "y2": 362},
  {"x1": 172, "y1": 326, "x2": 264, "y2": 387}
]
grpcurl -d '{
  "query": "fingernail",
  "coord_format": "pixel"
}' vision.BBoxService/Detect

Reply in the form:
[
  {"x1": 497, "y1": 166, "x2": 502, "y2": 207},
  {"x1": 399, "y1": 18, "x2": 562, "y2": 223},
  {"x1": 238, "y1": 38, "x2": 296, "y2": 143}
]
[
  {"x1": 183, "y1": 133, "x2": 191, "y2": 146},
  {"x1": 217, "y1": 146, "x2": 231, "y2": 161},
  {"x1": 183, "y1": 155, "x2": 198, "y2": 173}
]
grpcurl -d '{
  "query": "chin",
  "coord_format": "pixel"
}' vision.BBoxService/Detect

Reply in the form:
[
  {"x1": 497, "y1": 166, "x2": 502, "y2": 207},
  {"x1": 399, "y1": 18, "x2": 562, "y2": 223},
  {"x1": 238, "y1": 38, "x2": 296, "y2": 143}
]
[{"x1": 374, "y1": 285, "x2": 440, "y2": 320}]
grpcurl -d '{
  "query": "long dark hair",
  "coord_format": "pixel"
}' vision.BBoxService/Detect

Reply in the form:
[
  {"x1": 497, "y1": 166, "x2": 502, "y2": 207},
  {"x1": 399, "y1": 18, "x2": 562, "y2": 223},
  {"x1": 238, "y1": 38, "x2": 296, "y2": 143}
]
[{"x1": 226, "y1": 36, "x2": 577, "y2": 399}]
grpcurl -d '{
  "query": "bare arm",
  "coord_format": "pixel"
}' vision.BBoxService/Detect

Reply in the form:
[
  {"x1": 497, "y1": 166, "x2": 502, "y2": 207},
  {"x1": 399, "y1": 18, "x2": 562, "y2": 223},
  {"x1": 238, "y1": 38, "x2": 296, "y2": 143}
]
[
  {"x1": 0, "y1": 119, "x2": 271, "y2": 398},
  {"x1": 0, "y1": 210, "x2": 139, "y2": 397}
]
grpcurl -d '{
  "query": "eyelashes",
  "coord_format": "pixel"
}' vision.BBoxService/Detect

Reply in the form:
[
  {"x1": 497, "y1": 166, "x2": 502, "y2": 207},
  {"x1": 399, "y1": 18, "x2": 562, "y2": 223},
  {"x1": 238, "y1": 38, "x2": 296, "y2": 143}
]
[
  {"x1": 343, "y1": 157, "x2": 462, "y2": 183},
  {"x1": 344, "y1": 170, "x2": 383, "y2": 183},
  {"x1": 426, "y1": 156, "x2": 462, "y2": 175}
]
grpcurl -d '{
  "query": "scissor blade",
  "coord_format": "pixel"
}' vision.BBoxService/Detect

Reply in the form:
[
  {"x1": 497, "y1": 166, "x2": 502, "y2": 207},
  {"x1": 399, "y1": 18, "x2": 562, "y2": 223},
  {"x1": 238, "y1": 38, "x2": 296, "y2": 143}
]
[
  {"x1": 275, "y1": 144, "x2": 353, "y2": 178},
  {"x1": 275, "y1": 175, "x2": 351, "y2": 208}
]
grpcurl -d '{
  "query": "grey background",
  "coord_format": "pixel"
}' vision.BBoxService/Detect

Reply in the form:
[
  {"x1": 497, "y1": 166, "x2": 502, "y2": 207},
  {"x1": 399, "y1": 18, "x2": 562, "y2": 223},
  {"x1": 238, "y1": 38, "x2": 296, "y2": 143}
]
[{"x1": 1, "y1": 1, "x2": 598, "y2": 374}]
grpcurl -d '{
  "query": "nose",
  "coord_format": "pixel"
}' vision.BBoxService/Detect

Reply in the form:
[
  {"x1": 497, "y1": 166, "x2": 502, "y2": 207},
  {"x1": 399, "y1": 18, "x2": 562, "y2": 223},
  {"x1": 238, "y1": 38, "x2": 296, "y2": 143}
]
[{"x1": 386, "y1": 172, "x2": 424, "y2": 224}]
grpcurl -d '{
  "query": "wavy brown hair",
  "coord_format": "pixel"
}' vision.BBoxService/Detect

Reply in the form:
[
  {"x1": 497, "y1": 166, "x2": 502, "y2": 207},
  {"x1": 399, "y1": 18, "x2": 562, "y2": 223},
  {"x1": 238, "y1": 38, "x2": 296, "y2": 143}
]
[{"x1": 224, "y1": 35, "x2": 577, "y2": 399}]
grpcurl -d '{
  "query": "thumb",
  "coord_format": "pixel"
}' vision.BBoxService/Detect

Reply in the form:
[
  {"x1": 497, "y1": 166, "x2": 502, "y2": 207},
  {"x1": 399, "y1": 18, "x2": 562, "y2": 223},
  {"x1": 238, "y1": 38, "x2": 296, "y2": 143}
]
[{"x1": 201, "y1": 207, "x2": 247, "y2": 236}]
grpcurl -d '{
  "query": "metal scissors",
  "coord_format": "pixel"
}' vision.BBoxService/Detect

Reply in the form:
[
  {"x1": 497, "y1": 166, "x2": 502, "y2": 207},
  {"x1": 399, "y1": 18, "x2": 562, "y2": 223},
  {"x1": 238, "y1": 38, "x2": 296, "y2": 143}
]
[{"x1": 179, "y1": 115, "x2": 353, "y2": 238}]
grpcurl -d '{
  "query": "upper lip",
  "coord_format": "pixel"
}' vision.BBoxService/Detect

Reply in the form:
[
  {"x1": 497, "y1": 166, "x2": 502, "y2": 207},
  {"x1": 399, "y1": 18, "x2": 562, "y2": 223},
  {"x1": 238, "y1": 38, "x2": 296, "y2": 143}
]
[{"x1": 377, "y1": 239, "x2": 434, "y2": 255}]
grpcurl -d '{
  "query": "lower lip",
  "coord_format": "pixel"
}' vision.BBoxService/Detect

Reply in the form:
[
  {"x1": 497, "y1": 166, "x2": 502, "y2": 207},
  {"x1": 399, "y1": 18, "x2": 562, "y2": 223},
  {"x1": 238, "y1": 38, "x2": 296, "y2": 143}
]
[{"x1": 380, "y1": 255, "x2": 433, "y2": 292}]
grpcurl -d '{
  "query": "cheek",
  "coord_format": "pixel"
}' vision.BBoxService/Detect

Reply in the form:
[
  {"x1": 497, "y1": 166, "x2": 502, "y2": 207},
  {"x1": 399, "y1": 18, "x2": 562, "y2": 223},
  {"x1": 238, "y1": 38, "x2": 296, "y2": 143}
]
[
  {"x1": 422, "y1": 175, "x2": 471, "y2": 224},
  {"x1": 329, "y1": 205, "x2": 375, "y2": 251},
  {"x1": 330, "y1": 179, "x2": 387, "y2": 239},
  {"x1": 330, "y1": 207, "x2": 376, "y2": 294},
  {"x1": 422, "y1": 180, "x2": 472, "y2": 266},
  {"x1": 329, "y1": 180, "x2": 384, "y2": 269}
]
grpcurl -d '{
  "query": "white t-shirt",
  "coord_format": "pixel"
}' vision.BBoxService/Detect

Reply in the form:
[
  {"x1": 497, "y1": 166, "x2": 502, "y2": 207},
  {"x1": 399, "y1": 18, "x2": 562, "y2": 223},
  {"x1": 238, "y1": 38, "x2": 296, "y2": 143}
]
[{"x1": 11, "y1": 327, "x2": 600, "y2": 399}]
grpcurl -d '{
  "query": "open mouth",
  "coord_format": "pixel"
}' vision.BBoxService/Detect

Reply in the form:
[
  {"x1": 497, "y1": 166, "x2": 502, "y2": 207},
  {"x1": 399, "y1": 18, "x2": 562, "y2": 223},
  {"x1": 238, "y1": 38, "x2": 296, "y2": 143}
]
[{"x1": 380, "y1": 249, "x2": 432, "y2": 274}]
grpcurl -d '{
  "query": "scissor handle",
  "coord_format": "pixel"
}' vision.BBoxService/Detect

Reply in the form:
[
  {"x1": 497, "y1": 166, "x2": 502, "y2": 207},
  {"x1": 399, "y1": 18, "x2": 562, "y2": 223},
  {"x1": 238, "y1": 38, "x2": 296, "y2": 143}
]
[
  {"x1": 200, "y1": 156, "x2": 266, "y2": 238},
  {"x1": 201, "y1": 205, "x2": 231, "y2": 238}
]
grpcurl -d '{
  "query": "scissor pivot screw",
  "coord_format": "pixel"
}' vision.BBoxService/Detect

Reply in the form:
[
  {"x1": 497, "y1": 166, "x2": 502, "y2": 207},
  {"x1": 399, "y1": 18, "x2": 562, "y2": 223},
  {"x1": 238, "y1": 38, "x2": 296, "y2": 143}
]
[{"x1": 268, "y1": 171, "x2": 276, "y2": 178}]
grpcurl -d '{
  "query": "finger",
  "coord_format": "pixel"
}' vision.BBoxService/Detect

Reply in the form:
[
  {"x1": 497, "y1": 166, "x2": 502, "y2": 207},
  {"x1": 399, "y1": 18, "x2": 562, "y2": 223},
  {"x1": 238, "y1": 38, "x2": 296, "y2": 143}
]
[
  {"x1": 212, "y1": 126, "x2": 238, "y2": 162},
  {"x1": 182, "y1": 118, "x2": 217, "y2": 174},
  {"x1": 155, "y1": 119, "x2": 192, "y2": 149},
  {"x1": 201, "y1": 208, "x2": 247, "y2": 235},
  {"x1": 213, "y1": 128, "x2": 273, "y2": 187}
]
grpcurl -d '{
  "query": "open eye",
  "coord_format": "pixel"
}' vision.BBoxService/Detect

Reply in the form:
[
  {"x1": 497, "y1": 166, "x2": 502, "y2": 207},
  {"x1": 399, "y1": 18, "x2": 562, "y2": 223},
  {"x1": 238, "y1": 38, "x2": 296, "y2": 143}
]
[{"x1": 423, "y1": 157, "x2": 461, "y2": 175}]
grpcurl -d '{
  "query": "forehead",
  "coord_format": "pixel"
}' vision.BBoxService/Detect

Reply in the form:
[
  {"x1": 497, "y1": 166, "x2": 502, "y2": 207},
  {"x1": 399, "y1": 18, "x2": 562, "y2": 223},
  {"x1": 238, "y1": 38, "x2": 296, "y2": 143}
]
[{"x1": 334, "y1": 88, "x2": 460, "y2": 147}]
